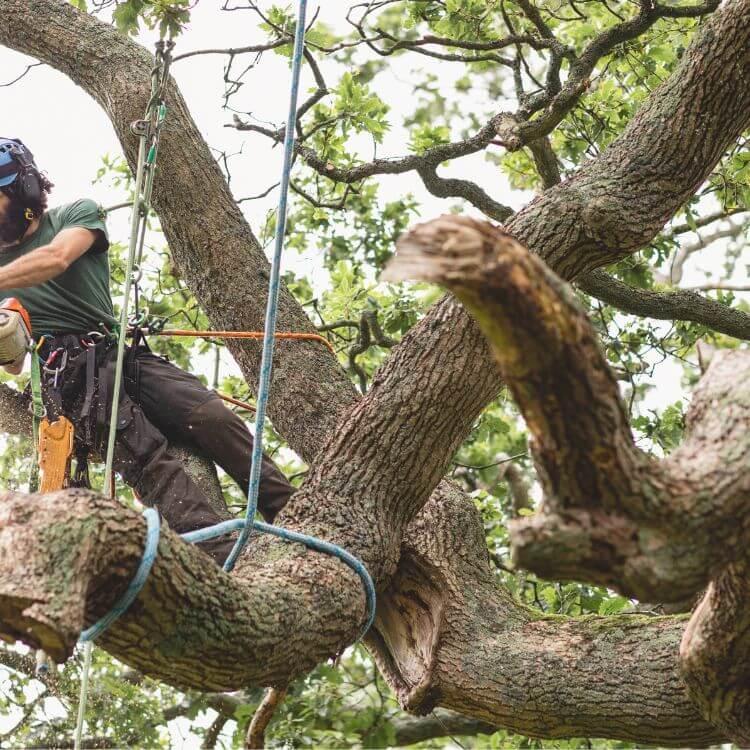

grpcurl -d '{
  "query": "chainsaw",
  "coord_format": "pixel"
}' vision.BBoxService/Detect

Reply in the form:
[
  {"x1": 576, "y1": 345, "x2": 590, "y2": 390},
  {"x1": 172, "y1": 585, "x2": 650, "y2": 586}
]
[{"x1": 0, "y1": 297, "x2": 31, "y2": 366}]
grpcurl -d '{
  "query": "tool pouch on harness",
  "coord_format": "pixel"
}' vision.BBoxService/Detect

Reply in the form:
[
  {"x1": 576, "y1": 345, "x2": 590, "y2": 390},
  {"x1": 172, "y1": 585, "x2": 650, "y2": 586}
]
[
  {"x1": 35, "y1": 333, "x2": 138, "y2": 488},
  {"x1": 37, "y1": 415, "x2": 75, "y2": 493},
  {"x1": 32, "y1": 326, "x2": 154, "y2": 491}
]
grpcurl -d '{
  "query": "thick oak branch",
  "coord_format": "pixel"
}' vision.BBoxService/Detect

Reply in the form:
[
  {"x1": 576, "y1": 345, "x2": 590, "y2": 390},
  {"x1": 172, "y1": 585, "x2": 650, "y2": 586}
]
[
  {"x1": 387, "y1": 216, "x2": 750, "y2": 605},
  {"x1": 367, "y1": 483, "x2": 722, "y2": 746}
]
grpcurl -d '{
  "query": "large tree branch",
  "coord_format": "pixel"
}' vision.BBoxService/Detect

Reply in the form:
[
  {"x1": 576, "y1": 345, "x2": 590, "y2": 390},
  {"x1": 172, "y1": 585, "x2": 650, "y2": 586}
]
[
  {"x1": 367, "y1": 482, "x2": 723, "y2": 746},
  {"x1": 387, "y1": 215, "x2": 750, "y2": 607},
  {"x1": 0, "y1": 488, "x2": 370, "y2": 688},
  {"x1": 0, "y1": 482, "x2": 728, "y2": 747}
]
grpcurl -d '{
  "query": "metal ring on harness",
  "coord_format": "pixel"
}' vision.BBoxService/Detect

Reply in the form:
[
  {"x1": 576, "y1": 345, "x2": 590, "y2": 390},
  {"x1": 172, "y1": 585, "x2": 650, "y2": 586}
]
[{"x1": 42, "y1": 349, "x2": 68, "y2": 388}]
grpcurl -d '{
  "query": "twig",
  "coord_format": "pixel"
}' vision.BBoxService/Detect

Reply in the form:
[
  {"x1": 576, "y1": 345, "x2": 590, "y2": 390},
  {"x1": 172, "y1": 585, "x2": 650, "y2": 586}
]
[
  {"x1": 453, "y1": 451, "x2": 527, "y2": 471},
  {"x1": 0, "y1": 62, "x2": 43, "y2": 87},
  {"x1": 245, "y1": 685, "x2": 287, "y2": 749}
]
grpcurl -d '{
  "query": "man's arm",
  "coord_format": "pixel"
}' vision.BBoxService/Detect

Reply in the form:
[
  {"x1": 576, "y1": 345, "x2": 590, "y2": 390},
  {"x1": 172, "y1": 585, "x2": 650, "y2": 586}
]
[
  {"x1": 0, "y1": 227, "x2": 102, "y2": 290},
  {"x1": 0, "y1": 226, "x2": 102, "y2": 374}
]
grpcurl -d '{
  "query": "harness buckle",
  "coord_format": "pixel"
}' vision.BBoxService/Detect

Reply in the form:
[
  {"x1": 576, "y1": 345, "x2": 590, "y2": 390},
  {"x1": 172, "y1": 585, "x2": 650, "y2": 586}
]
[{"x1": 81, "y1": 332, "x2": 106, "y2": 349}]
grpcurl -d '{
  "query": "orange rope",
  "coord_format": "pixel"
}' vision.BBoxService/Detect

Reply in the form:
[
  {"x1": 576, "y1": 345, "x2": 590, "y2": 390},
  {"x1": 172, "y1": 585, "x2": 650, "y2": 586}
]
[
  {"x1": 217, "y1": 391, "x2": 256, "y2": 412},
  {"x1": 155, "y1": 329, "x2": 335, "y2": 354}
]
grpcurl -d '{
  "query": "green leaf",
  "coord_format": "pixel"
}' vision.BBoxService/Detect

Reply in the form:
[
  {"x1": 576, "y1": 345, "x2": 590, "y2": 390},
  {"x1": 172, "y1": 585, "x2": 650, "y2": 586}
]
[{"x1": 598, "y1": 596, "x2": 631, "y2": 615}]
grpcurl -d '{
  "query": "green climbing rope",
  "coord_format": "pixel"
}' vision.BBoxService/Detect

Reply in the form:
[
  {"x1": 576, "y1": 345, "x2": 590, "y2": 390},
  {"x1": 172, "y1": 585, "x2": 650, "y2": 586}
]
[
  {"x1": 28, "y1": 343, "x2": 44, "y2": 493},
  {"x1": 73, "y1": 38, "x2": 175, "y2": 750}
]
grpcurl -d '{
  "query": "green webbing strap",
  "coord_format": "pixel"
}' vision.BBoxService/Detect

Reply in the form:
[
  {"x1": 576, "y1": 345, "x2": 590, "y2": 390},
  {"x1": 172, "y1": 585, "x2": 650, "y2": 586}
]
[{"x1": 28, "y1": 347, "x2": 44, "y2": 493}]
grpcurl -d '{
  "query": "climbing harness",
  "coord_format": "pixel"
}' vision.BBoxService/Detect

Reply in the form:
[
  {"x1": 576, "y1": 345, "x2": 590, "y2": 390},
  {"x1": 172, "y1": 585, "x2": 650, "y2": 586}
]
[{"x1": 69, "y1": 5, "x2": 375, "y2": 745}]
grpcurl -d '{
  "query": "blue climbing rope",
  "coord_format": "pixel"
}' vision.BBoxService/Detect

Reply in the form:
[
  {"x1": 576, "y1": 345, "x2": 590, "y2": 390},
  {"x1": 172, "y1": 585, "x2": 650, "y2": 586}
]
[
  {"x1": 80, "y1": 508, "x2": 161, "y2": 642},
  {"x1": 183, "y1": 520, "x2": 376, "y2": 641},
  {"x1": 221, "y1": 0, "x2": 308, "y2": 573},
  {"x1": 213, "y1": 0, "x2": 376, "y2": 636}
]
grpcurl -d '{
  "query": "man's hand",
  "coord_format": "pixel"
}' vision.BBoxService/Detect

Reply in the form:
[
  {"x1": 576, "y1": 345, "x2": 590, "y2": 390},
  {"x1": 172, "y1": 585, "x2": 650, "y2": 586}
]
[{"x1": 0, "y1": 226, "x2": 101, "y2": 290}]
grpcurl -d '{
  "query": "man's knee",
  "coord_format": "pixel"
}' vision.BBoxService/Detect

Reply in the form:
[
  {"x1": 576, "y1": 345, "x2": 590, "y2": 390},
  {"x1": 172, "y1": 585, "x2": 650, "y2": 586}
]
[{"x1": 186, "y1": 395, "x2": 238, "y2": 431}]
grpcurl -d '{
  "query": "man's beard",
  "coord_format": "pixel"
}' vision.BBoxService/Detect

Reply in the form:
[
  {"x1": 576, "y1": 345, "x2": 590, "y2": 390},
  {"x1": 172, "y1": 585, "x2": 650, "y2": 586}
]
[{"x1": 0, "y1": 200, "x2": 29, "y2": 246}]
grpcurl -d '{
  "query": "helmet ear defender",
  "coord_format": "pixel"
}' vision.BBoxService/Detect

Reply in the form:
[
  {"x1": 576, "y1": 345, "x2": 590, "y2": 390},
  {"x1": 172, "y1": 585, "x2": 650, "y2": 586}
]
[{"x1": 0, "y1": 138, "x2": 43, "y2": 214}]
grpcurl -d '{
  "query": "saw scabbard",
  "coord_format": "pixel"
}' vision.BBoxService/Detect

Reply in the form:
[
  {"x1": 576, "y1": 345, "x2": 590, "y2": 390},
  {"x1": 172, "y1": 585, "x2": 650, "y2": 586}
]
[{"x1": 38, "y1": 416, "x2": 75, "y2": 493}]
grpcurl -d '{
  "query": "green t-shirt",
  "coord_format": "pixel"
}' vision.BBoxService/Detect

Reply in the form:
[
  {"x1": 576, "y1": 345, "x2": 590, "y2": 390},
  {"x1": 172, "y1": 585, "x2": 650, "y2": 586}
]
[{"x1": 0, "y1": 199, "x2": 116, "y2": 336}]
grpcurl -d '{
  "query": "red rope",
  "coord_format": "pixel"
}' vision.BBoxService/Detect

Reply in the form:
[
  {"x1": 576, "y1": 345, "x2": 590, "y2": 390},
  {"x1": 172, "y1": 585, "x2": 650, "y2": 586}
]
[{"x1": 155, "y1": 329, "x2": 335, "y2": 354}]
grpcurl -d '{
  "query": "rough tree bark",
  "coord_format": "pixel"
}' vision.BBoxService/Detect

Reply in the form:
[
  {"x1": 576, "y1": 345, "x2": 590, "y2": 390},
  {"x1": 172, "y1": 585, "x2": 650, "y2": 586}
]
[{"x1": 1, "y1": 0, "x2": 749, "y2": 744}]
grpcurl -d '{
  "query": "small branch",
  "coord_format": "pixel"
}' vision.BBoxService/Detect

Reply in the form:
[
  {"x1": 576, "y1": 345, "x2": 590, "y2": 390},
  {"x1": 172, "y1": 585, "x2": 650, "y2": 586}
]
[
  {"x1": 172, "y1": 39, "x2": 287, "y2": 63},
  {"x1": 578, "y1": 269, "x2": 750, "y2": 340},
  {"x1": 668, "y1": 208, "x2": 747, "y2": 237},
  {"x1": 237, "y1": 182, "x2": 280, "y2": 204},
  {"x1": 290, "y1": 180, "x2": 354, "y2": 210},
  {"x1": 202, "y1": 714, "x2": 229, "y2": 750},
  {"x1": 452, "y1": 452, "x2": 527, "y2": 472},
  {"x1": 0, "y1": 61, "x2": 43, "y2": 87},
  {"x1": 669, "y1": 224, "x2": 743, "y2": 284},
  {"x1": 683, "y1": 283, "x2": 750, "y2": 292},
  {"x1": 415, "y1": 162, "x2": 514, "y2": 221},
  {"x1": 230, "y1": 112, "x2": 515, "y2": 182},
  {"x1": 318, "y1": 311, "x2": 396, "y2": 393},
  {"x1": 245, "y1": 685, "x2": 287, "y2": 749},
  {"x1": 526, "y1": 136, "x2": 561, "y2": 189},
  {"x1": 390, "y1": 709, "x2": 497, "y2": 746}
]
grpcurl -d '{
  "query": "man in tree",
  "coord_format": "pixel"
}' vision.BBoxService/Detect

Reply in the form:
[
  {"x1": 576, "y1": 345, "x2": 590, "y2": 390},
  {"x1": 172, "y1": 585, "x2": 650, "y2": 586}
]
[{"x1": 0, "y1": 137, "x2": 293, "y2": 563}]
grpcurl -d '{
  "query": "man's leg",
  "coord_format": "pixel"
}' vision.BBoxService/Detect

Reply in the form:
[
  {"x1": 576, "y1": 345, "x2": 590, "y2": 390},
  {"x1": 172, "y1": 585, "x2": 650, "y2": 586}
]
[
  {"x1": 112, "y1": 395, "x2": 235, "y2": 565},
  {"x1": 126, "y1": 348, "x2": 294, "y2": 522}
]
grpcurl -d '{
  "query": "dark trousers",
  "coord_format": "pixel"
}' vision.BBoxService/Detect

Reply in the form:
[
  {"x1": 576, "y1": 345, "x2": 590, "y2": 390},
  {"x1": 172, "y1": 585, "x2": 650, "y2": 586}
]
[{"x1": 94, "y1": 347, "x2": 293, "y2": 564}]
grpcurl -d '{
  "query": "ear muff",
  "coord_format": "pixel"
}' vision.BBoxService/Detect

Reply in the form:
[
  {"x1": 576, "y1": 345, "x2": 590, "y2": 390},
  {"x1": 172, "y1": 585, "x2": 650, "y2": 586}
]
[
  {"x1": 3, "y1": 140, "x2": 43, "y2": 208},
  {"x1": 17, "y1": 167, "x2": 42, "y2": 207}
]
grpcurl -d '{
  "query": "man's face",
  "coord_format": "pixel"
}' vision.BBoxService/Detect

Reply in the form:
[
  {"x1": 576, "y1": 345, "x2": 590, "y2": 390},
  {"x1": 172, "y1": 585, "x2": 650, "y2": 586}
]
[{"x1": 0, "y1": 190, "x2": 28, "y2": 248}]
